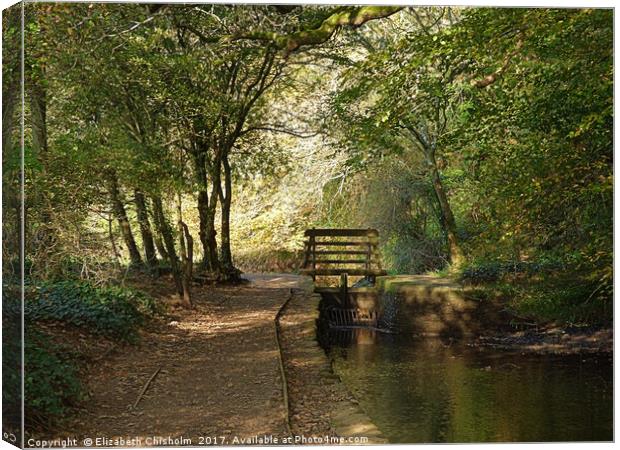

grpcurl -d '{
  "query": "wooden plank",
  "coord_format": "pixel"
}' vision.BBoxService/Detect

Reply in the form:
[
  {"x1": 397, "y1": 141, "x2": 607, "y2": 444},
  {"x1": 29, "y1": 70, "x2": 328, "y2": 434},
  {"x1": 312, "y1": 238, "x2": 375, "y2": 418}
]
[
  {"x1": 311, "y1": 241, "x2": 375, "y2": 246},
  {"x1": 314, "y1": 250, "x2": 368, "y2": 255},
  {"x1": 304, "y1": 228, "x2": 379, "y2": 237},
  {"x1": 315, "y1": 287, "x2": 377, "y2": 294},
  {"x1": 300, "y1": 268, "x2": 387, "y2": 276},
  {"x1": 314, "y1": 259, "x2": 368, "y2": 264}
]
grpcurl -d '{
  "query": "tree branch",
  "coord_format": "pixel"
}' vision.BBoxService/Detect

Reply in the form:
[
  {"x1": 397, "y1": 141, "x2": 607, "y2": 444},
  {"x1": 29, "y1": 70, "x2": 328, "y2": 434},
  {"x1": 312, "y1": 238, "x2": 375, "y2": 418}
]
[
  {"x1": 241, "y1": 125, "x2": 318, "y2": 138},
  {"x1": 234, "y1": 6, "x2": 403, "y2": 56},
  {"x1": 473, "y1": 34, "x2": 524, "y2": 88}
]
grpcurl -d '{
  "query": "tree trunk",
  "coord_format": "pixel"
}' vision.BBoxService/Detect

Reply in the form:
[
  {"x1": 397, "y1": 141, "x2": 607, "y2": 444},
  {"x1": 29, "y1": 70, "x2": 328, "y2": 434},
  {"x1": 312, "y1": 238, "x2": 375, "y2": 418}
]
[
  {"x1": 151, "y1": 195, "x2": 183, "y2": 296},
  {"x1": 193, "y1": 149, "x2": 220, "y2": 274},
  {"x1": 29, "y1": 76, "x2": 48, "y2": 158},
  {"x1": 107, "y1": 213, "x2": 122, "y2": 269},
  {"x1": 196, "y1": 190, "x2": 212, "y2": 268},
  {"x1": 205, "y1": 152, "x2": 223, "y2": 277},
  {"x1": 106, "y1": 172, "x2": 142, "y2": 266},
  {"x1": 134, "y1": 189, "x2": 157, "y2": 268},
  {"x1": 2, "y1": 71, "x2": 18, "y2": 155},
  {"x1": 218, "y1": 152, "x2": 239, "y2": 281},
  {"x1": 28, "y1": 62, "x2": 59, "y2": 255},
  {"x1": 147, "y1": 201, "x2": 169, "y2": 261},
  {"x1": 153, "y1": 234, "x2": 169, "y2": 261},
  {"x1": 426, "y1": 150, "x2": 464, "y2": 268},
  {"x1": 176, "y1": 196, "x2": 193, "y2": 308}
]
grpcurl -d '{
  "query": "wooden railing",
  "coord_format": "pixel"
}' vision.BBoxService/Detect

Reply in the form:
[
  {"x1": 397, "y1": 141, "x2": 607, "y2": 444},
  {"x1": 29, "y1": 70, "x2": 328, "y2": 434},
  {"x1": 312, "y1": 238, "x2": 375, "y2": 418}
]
[{"x1": 300, "y1": 228, "x2": 387, "y2": 282}]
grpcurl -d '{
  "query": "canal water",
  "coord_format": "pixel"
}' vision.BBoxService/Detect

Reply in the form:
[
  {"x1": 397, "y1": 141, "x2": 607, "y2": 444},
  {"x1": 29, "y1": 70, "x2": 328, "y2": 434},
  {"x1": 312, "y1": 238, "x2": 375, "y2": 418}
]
[{"x1": 323, "y1": 329, "x2": 613, "y2": 443}]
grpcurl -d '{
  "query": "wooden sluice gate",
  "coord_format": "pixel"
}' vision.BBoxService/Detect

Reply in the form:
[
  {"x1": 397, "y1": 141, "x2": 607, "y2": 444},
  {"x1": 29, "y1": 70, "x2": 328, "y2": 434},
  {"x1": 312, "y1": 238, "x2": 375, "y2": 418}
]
[{"x1": 300, "y1": 228, "x2": 386, "y2": 329}]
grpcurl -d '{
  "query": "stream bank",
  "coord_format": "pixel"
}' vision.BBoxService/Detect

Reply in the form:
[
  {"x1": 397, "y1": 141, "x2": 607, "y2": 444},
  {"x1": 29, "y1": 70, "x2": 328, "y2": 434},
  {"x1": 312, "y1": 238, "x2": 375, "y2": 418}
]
[
  {"x1": 340, "y1": 275, "x2": 612, "y2": 354},
  {"x1": 277, "y1": 281, "x2": 387, "y2": 444}
]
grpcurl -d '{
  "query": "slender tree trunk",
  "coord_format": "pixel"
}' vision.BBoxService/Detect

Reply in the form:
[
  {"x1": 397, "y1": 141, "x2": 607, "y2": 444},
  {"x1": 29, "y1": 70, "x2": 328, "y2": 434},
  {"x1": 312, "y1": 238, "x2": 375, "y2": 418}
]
[
  {"x1": 176, "y1": 196, "x2": 193, "y2": 308},
  {"x1": 28, "y1": 66, "x2": 59, "y2": 255},
  {"x1": 196, "y1": 191, "x2": 221, "y2": 274},
  {"x1": 205, "y1": 153, "x2": 222, "y2": 276},
  {"x1": 151, "y1": 195, "x2": 183, "y2": 296},
  {"x1": 218, "y1": 152, "x2": 239, "y2": 281},
  {"x1": 425, "y1": 149, "x2": 464, "y2": 267},
  {"x1": 106, "y1": 172, "x2": 142, "y2": 266},
  {"x1": 196, "y1": 189, "x2": 211, "y2": 267},
  {"x1": 2, "y1": 76, "x2": 17, "y2": 154},
  {"x1": 153, "y1": 234, "x2": 169, "y2": 261},
  {"x1": 147, "y1": 200, "x2": 168, "y2": 261},
  {"x1": 107, "y1": 213, "x2": 122, "y2": 268},
  {"x1": 29, "y1": 78, "x2": 48, "y2": 157},
  {"x1": 134, "y1": 189, "x2": 157, "y2": 268},
  {"x1": 193, "y1": 151, "x2": 209, "y2": 267}
]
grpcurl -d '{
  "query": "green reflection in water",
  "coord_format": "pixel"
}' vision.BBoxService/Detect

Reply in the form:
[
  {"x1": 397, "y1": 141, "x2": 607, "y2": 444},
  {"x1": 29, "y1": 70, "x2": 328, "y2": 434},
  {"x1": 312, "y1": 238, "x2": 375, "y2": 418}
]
[{"x1": 327, "y1": 330, "x2": 612, "y2": 443}]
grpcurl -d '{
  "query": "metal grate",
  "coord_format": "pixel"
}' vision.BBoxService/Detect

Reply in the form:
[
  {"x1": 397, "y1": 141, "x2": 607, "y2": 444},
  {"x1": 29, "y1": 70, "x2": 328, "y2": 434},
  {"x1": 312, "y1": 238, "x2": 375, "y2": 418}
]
[{"x1": 326, "y1": 307, "x2": 378, "y2": 328}]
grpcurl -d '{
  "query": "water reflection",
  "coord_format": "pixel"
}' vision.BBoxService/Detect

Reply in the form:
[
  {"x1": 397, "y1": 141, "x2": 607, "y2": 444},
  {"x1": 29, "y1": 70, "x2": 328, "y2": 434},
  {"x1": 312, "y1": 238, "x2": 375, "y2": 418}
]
[{"x1": 325, "y1": 329, "x2": 613, "y2": 443}]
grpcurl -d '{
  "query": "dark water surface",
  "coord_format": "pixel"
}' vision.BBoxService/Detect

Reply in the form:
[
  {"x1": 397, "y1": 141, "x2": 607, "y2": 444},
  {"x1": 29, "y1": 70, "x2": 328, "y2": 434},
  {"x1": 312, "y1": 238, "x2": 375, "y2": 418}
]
[{"x1": 325, "y1": 329, "x2": 613, "y2": 443}]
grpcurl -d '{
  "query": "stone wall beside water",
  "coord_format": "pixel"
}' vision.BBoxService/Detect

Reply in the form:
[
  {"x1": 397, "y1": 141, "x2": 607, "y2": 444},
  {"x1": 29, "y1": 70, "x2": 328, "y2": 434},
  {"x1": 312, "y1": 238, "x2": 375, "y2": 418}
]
[{"x1": 353, "y1": 276, "x2": 510, "y2": 338}]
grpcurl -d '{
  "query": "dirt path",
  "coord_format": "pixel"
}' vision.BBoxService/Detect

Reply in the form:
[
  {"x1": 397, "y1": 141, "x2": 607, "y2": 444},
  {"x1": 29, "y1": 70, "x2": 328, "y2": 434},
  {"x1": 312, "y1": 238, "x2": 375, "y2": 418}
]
[{"x1": 51, "y1": 274, "x2": 305, "y2": 446}]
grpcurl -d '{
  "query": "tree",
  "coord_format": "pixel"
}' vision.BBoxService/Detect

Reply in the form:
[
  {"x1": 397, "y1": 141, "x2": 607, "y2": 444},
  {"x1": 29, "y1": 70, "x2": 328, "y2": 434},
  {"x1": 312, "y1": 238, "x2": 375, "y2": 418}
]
[
  {"x1": 330, "y1": 8, "x2": 468, "y2": 267},
  {"x1": 453, "y1": 8, "x2": 613, "y2": 287}
]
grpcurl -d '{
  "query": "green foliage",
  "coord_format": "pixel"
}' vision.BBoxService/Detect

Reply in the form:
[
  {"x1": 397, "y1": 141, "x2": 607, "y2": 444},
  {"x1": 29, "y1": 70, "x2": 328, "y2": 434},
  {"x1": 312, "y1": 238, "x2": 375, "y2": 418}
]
[
  {"x1": 323, "y1": 7, "x2": 612, "y2": 325},
  {"x1": 3, "y1": 279, "x2": 159, "y2": 428},
  {"x1": 461, "y1": 259, "x2": 563, "y2": 284},
  {"x1": 513, "y1": 280, "x2": 612, "y2": 327},
  {"x1": 2, "y1": 313, "x2": 22, "y2": 430},
  {"x1": 478, "y1": 274, "x2": 612, "y2": 328},
  {"x1": 12, "y1": 5, "x2": 613, "y2": 328},
  {"x1": 24, "y1": 331, "x2": 83, "y2": 426},
  {"x1": 13, "y1": 281, "x2": 160, "y2": 342},
  {"x1": 3, "y1": 321, "x2": 82, "y2": 428},
  {"x1": 452, "y1": 9, "x2": 612, "y2": 280}
]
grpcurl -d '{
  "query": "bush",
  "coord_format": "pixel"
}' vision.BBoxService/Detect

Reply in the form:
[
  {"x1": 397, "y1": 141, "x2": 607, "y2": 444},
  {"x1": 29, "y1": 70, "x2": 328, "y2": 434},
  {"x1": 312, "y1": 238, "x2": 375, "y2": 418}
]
[
  {"x1": 25, "y1": 331, "x2": 83, "y2": 426},
  {"x1": 3, "y1": 316, "x2": 21, "y2": 431},
  {"x1": 460, "y1": 259, "x2": 563, "y2": 284},
  {"x1": 4, "y1": 281, "x2": 160, "y2": 342},
  {"x1": 234, "y1": 249, "x2": 302, "y2": 273},
  {"x1": 459, "y1": 256, "x2": 611, "y2": 326},
  {"x1": 2, "y1": 281, "x2": 160, "y2": 428},
  {"x1": 381, "y1": 233, "x2": 446, "y2": 275},
  {"x1": 3, "y1": 326, "x2": 82, "y2": 429},
  {"x1": 509, "y1": 278, "x2": 612, "y2": 327},
  {"x1": 465, "y1": 272, "x2": 612, "y2": 327}
]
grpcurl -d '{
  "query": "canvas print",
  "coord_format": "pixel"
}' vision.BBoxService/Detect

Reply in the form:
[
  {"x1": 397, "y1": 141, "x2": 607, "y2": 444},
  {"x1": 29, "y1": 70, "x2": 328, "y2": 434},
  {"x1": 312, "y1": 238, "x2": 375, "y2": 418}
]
[{"x1": 2, "y1": 2, "x2": 613, "y2": 447}]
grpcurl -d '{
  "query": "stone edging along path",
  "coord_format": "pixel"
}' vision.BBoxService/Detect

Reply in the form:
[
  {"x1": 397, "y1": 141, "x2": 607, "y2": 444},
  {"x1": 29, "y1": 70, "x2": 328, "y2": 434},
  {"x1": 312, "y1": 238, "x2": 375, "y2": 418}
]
[{"x1": 276, "y1": 283, "x2": 387, "y2": 445}]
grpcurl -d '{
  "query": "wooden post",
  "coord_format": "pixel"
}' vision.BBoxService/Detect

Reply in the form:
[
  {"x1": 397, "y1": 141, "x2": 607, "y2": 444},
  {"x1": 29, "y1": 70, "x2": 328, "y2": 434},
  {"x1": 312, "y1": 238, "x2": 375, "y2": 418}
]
[
  {"x1": 366, "y1": 235, "x2": 372, "y2": 282},
  {"x1": 310, "y1": 229, "x2": 316, "y2": 282},
  {"x1": 340, "y1": 272, "x2": 349, "y2": 308}
]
